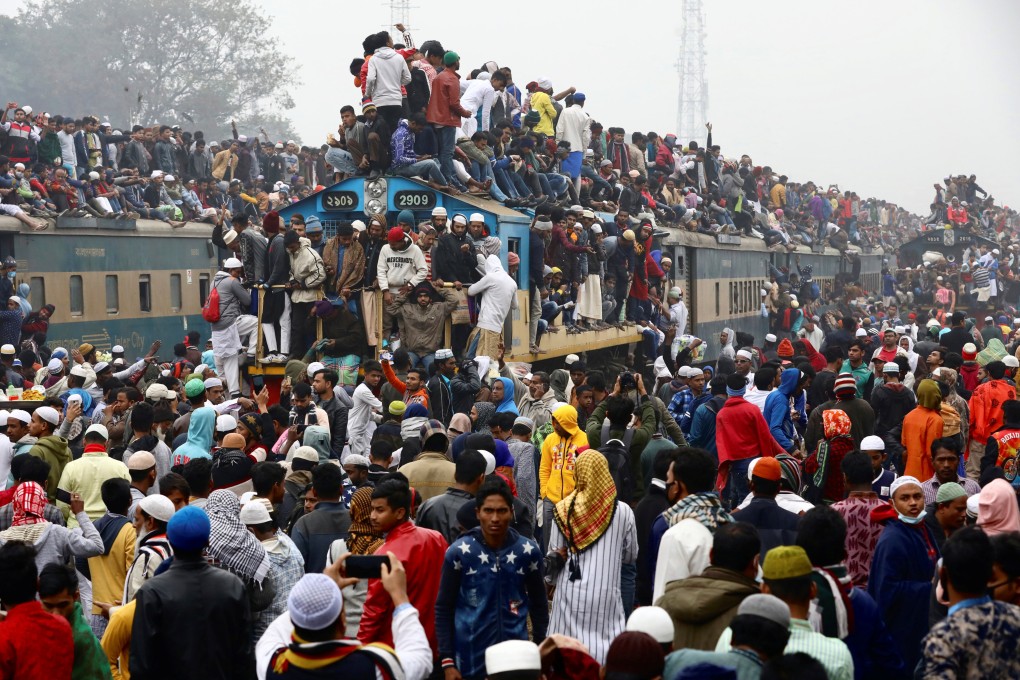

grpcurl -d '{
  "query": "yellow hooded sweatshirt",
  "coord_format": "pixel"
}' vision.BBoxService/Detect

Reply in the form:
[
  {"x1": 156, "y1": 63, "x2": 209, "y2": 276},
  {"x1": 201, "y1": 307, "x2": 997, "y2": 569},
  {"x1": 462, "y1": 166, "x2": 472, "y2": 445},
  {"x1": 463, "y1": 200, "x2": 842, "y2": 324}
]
[{"x1": 539, "y1": 404, "x2": 589, "y2": 504}]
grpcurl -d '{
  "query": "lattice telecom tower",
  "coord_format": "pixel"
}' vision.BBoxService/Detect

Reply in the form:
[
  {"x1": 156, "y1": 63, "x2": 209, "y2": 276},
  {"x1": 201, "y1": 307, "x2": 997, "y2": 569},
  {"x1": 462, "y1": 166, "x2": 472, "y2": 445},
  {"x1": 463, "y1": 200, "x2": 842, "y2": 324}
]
[
  {"x1": 676, "y1": 0, "x2": 708, "y2": 144},
  {"x1": 387, "y1": 0, "x2": 413, "y2": 31}
]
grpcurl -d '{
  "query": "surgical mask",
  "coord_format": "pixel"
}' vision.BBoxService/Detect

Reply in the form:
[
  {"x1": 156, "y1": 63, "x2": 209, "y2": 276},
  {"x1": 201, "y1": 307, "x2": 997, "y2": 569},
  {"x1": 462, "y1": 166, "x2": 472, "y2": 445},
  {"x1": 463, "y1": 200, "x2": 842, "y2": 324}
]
[
  {"x1": 898, "y1": 510, "x2": 927, "y2": 525},
  {"x1": 7, "y1": 272, "x2": 14, "y2": 280}
]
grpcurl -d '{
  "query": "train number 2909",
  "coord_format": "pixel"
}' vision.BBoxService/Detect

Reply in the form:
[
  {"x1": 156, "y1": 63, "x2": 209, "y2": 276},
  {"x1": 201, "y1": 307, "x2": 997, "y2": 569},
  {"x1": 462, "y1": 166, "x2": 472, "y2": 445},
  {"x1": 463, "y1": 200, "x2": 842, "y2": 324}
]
[{"x1": 393, "y1": 190, "x2": 436, "y2": 209}]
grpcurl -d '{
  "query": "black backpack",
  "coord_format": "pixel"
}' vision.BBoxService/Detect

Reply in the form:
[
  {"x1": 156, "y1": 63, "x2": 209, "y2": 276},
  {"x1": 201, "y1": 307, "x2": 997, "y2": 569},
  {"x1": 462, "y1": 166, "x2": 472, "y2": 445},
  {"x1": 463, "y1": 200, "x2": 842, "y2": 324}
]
[{"x1": 598, "y1": 422, "x2": 635, "y2": 501}]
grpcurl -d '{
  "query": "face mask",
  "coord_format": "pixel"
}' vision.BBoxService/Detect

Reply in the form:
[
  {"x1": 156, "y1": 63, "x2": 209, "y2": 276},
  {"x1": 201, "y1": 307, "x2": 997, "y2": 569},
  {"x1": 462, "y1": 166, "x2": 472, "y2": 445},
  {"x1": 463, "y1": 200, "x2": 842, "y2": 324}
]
[
  {"x1": 899, "y1": 510, "x2": 927, "y2": 525},
  {"x1": 7, "y1": 272, "x2": 14, "y2": 280}
]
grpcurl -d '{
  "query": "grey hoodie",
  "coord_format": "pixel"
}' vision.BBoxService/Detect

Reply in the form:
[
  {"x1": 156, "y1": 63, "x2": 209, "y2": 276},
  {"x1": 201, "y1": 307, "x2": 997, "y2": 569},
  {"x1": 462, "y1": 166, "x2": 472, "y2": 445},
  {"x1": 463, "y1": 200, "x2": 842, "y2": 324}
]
[
  {"x1": 365, "y1": 47, "x2": 412, "y2": 108},
  {"x1": 211, "y1": 270, "x2": 251, "y2": 331}
]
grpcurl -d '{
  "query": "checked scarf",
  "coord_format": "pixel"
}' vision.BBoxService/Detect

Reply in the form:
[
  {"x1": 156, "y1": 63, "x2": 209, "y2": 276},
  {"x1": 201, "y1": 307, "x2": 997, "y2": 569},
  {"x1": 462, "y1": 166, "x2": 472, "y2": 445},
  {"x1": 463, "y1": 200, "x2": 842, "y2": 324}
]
[
  {"x1": 661, "y1": 491, "x2": 733, "y2": 530},
  {"x1": 554, "y1": 451, "x2": 617, "y2": 554}
]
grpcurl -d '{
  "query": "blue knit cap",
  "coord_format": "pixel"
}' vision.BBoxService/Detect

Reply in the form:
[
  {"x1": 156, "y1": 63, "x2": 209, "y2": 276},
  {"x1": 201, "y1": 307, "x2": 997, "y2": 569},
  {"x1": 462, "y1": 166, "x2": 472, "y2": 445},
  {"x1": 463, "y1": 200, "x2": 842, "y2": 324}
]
[
  {"x1": 304, "y1": 215, "x2": 322, "y2": 234},
  {"x1": 167, "y1": 506, "x2": 210, "y2": 551},
  {"x1": 397, "y1": 209, "x2": 415, "y2": 226}
]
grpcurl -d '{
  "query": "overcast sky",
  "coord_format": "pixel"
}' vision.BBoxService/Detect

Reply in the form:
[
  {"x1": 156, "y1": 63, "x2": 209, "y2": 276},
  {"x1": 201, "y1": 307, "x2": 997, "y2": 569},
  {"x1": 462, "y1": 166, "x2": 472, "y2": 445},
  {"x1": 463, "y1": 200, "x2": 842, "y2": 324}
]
[{"x1": 2, "y1": 0, "x2": 1017, "y2": 213}]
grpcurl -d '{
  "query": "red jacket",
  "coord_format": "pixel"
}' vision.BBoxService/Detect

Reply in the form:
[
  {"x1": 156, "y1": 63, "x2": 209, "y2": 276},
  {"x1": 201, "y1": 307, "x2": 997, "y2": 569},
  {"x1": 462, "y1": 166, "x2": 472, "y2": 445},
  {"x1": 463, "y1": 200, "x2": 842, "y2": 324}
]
[
  {"x1": 426, "y1": 69, "x2": 472, "y2": 128},
  {"x1": 947, "y1": 205, "x2": 968, "y2": 224},
  {"x1": 0, "y1": 600, "x2": 73, "y2": 680},
  {"x1": 714, "y1": 395, "x2": 786, "y2": 489},
  {"x1": 357, "y1": 520, "x2": 448, "y2": 655}
]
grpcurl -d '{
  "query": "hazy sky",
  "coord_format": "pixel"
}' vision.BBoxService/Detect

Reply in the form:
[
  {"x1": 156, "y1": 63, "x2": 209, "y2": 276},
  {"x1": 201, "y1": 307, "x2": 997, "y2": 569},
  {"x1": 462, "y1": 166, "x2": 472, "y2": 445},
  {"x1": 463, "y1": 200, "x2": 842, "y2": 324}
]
[{"x1": 2, "y1": 0, "x2": 1017, "y2": 213}]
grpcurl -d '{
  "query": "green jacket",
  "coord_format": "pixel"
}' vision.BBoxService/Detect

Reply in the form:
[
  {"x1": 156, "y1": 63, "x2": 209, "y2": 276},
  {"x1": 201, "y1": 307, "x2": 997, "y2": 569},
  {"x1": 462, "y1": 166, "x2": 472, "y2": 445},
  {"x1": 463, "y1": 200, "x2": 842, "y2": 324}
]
[
  {"x1": 38, "y1": 131, "x2": 62, "y2": 165},
  {"x1": 29, "y1": 435, "x2": 71, "y2": 503},
  {"x1": 69, "y1": 601, "x2": 113, "y2": 680},
  {"x1": 585, "y1": 397, "x2": 656, "y2": 500}
]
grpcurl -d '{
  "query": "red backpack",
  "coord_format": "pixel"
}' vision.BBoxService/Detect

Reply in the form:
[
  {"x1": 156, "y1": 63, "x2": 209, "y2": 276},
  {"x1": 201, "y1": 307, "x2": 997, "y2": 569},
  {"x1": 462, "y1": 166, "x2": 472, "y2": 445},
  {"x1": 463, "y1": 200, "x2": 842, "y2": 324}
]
[{"x1": 202, "y1": 282, "x2": 221, "y2": 323}]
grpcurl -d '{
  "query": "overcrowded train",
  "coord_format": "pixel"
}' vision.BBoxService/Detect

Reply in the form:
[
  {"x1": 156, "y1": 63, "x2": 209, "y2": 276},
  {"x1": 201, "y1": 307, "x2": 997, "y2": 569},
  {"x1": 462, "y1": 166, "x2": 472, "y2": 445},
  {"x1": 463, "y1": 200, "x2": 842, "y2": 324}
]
[{"x1": 0, "y1": 176, "x2": 889, "y2": 366}]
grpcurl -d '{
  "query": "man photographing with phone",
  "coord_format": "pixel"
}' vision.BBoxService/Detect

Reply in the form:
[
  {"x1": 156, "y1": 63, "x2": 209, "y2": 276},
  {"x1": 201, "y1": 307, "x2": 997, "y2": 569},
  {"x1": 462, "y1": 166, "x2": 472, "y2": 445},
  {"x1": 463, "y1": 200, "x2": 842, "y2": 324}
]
[{"x1": 257, "y1": 551, "x2": 432, "y2": 680}]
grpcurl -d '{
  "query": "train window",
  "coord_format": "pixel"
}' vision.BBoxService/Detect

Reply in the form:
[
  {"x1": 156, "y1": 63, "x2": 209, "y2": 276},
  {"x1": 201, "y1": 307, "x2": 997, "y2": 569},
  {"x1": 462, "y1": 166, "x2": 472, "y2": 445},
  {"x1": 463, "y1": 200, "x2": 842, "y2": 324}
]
[
  {"x1": 139, "y1": 275, "x2": 152, "y2": 313},
  {"x1": 105, "y1": 275, "x2": 119, "y2": 314},
  {"x1": 715, "y1": 282, "x2": 720, "y2": 317},
  {"x1": 29, "y1": 277, "x2": 45, "y2": 309},
  {"x1": 506, "y1": 238, "x2": 521, "y2": 288},
  {"x1": 69, "y1": 275, "x2": 83, "y2": 316},
  {"x1": 199, "y1": 274, "x2": 210, "y2": 307},
  {"x1": 170, "y1": 274, "x2": 182, "y2": 312}
]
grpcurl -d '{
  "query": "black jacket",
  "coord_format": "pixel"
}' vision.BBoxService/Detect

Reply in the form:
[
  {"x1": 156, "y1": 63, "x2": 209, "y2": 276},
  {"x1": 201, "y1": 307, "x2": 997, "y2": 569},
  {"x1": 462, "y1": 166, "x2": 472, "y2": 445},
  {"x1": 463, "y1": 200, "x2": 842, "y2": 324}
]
[
  {"x1": 634, "y1": 483, "x2": 670, "y2": 606},
  {"x1": 731, "y1": 497, "x2": 800, "y2": 563},
  {"x1": 130, "y1": 558, "x2": 252, "y2": 680},
  {"x1": 427, "y1": 363, "x2": 481, "y2": 424},
  {"x1": 316, "y1": 395, "x2": 349, "y2": 458},
  {"x1": 433, "y1": 232, "x2": 477, "y2": 286}
]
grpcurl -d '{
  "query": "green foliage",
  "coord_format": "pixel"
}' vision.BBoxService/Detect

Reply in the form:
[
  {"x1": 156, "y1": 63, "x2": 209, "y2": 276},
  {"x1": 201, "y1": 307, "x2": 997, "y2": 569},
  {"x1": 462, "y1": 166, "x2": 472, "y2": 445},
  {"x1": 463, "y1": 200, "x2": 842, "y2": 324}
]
[{"x1": 0, "y1": 0, "x2": 298, "y2": 136}]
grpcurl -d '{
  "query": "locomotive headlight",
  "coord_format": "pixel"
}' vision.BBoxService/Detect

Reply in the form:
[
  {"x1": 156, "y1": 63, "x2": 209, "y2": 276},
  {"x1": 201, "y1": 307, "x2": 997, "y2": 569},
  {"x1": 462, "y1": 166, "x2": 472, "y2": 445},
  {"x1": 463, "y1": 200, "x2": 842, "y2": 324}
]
[
  {"x1": 366, "y1": 198, "x2": 385, "y2": 214},
  {"x1": 365, "y1": 178, "x2": 387, "y2": 198}
]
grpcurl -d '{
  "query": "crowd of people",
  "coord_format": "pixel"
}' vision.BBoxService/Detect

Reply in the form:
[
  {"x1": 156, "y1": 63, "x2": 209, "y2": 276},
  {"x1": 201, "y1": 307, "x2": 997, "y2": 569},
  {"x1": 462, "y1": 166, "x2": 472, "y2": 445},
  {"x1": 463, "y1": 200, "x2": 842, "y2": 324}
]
[{"x1": 3, "y1": 22, "x2": 1020, "y2": 680}]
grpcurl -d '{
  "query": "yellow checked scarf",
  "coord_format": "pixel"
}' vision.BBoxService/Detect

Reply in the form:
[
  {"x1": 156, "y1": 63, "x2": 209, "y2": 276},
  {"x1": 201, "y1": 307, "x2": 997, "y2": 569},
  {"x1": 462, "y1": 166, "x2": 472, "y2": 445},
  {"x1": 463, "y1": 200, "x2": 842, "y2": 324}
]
[{"x1": 554, "y1": 450, "x2": 617, "y2": 553}]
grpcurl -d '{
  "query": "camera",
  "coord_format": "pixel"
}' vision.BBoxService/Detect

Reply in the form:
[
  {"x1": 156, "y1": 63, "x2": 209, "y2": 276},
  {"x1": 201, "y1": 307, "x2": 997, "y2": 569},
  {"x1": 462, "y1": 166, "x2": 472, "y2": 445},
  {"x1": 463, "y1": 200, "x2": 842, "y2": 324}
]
[{"x1": 620, "y1": 371, "x2": 636, "y2": 391}]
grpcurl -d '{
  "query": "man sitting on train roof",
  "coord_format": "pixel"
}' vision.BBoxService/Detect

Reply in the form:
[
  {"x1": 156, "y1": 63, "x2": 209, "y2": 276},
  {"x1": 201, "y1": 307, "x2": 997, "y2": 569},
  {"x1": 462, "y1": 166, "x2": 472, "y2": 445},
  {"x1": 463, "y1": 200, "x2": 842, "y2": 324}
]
[{"x1": 389, "y1": 112, "x2": 452, "y2": 192}]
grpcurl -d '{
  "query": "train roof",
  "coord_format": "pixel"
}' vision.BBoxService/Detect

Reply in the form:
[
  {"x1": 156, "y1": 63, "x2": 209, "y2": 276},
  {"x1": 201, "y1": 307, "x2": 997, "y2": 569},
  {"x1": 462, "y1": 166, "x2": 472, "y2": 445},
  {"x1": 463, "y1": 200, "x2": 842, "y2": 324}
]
[
  {"x1": 0, "y1": 215, "x2": 214, "y2": 237},
  {"x1": 898, "y1": 229, "x2": 996, "y2": 261},
  {"x1": 654, "y1": 223, "x2": 887, "y2": 258},
  {"x1": 275, "y1": 176, "x2": 532, "y2": 227}
]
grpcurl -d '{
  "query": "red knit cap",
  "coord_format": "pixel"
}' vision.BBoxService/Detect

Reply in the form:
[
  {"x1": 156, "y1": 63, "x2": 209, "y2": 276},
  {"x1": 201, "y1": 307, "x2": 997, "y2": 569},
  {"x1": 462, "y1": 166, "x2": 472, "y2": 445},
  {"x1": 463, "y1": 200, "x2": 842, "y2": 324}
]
[
  {"x1": 387, "y1": 227, "x2": 406, "y2": 243},
  {"x1": 262, "y1": 211, "x2": 280, "y2": 235},
  {"x1": 777, "y1": 338, "x2": 795, "y2": 358},
  {"x1": 834, "y1": 372, "x2": 857, "y2": 397}
]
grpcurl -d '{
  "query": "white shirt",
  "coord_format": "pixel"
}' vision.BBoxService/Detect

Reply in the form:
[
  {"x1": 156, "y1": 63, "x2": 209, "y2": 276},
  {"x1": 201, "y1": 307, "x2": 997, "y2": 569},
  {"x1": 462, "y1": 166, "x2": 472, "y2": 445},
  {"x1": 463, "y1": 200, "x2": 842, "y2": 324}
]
[
  {"x1": 554, "y1": 104, "x2": 592, "y2": 154},
  {"x1": 744, "y1": 387, "x2": 770, "y2": 413},
  {"x1": 0, "y1": 434, "x2": 12, "y2": 491},
  {"x1": 653, "y1": 518, "x2": 713, "y2": 603},
  {"x1": 459, "y1": 79, "x2": 496, "y2": 133},
  {"x1": 737, "y1": 490, "x2": 814, "y2": 515},
  {"x1": 348, "y1": 383, "x2": 382, "y2": 458},
  {"x1": 798, "y1": 325, "x2": 824, "y2": 350},
  {"x1": 57, "y1": 130, "x2": 78, "y2": 166},
  {"x1": 668, "y1": 301, "x2": 689, "y2": 337}
]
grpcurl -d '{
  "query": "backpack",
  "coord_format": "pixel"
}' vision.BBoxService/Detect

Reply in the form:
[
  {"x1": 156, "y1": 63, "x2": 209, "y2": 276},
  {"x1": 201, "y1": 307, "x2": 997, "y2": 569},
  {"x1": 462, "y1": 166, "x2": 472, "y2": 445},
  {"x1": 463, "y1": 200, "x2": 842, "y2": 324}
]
[
  {"x1": 935, "y1": 287, "x2": 951, "y2": 306},
  {"x1": 599, "y1": 421, "x2": 635, "y2": 501},
  {"x1": 202, "y1": 280, "x2": 221, "y2": 323}
]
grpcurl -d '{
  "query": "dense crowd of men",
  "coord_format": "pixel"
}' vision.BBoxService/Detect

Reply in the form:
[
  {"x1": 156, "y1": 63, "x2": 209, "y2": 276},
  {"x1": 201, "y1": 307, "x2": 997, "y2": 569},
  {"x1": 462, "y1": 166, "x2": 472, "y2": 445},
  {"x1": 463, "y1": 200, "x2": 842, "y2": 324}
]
[{"x1": 3, "y1": 23, "x2": 1020, "y2": 680}]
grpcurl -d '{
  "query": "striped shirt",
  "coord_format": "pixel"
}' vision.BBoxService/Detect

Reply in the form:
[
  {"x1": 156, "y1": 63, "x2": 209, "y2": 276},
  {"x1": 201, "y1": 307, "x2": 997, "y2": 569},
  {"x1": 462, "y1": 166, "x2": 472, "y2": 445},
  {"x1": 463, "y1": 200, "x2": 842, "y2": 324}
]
[
  {"x1": 716, "y1": 618, "x2": 854, "y2": 680},
  {"x1": 548, "y1": 502, "x2": 638, "y2": 665},
  {"x1": 972, "y1": 265, "x2": 990, "y2": 289}
]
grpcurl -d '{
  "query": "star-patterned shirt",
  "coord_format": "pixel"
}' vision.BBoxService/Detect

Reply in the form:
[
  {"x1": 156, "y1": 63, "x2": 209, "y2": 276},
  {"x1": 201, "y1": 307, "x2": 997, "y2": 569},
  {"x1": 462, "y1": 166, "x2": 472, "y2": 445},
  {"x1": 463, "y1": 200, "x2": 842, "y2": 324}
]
[{"x1": 435, "y1": 527, "x2": 549, "y2": 677}]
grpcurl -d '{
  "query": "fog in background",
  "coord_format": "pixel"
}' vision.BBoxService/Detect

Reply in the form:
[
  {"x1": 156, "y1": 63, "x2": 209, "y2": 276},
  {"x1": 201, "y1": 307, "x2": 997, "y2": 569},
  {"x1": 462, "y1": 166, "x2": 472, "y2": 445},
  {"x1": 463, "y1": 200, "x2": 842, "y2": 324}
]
[{"x1": 2, "y1": 0, "x2": 1017, "y2": 212}]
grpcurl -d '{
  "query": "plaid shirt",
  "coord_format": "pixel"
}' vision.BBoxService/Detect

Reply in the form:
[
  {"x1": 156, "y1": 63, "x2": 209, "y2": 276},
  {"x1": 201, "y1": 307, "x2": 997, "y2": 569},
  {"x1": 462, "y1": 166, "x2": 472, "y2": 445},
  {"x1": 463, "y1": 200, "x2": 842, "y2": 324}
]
[
  {"x1": 668, "y1": 388, "x2": 694, "y2": 428},
  {"x1": 253, "y1": 531, "x2": 305, "y2": 639},
  {"x1": 922, "y1": 475, "x2": 981, "y2": 506}
]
